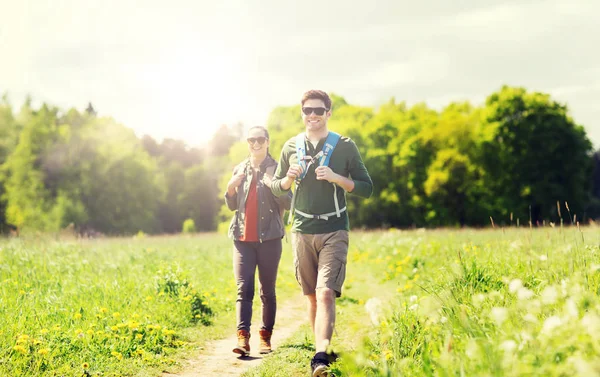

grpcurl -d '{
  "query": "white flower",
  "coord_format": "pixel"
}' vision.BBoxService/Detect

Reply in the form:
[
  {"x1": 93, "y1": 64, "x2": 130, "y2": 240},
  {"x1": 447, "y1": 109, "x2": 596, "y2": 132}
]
[
  {"x1": 523, "y1": 313, "x2": 537, "y2": 323},
  {"x1": 365, "y1": 298, "x2": 382, "y2": 326},
  {"x1": 490, "y1": 307, "x2": 509, "y2": 326},
  {"x1": 517, "y1": 287, "x2": 534, "y2": 300},
  {"x1": 440, "y1": 316, "x2": 448, "y2": 324},
  {"x1": 581, "y1": 314, "x2": 600, "y2": 333},
  {"x1": 542, "y1": 316, "x2": 562, "y2": 335},
  {"x1": 409, "y1": 295, "x2": 418, "y2": 303},
  {"x1": 509, "y1": 279, "x2": 523, "y2": 293},
  {"x1": 465, "y1": 338, "x2": 479, "y2": 359},
  {"x1": 500, "y1": 340, "x2": 517, "y2": 353},
  {"x1": 541, "y1": 286, "x2": 559, "y2": 305},
  {"x1": 538, "y1": 255, "x2": 548, "y2": 261},
  {"x1": 472, "y1": 293, "x2": 486, "y2": 306},
  {"x1": 565, "y1": 299, "x2": 578, "y2": 318},
  {"x1": 409, "y1": 304, "x2": 419, "y2": 311}
]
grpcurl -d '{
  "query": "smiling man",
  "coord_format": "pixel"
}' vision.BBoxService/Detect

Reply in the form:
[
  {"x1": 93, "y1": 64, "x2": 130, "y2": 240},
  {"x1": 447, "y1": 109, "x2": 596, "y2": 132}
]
[{"x1": 271, "y1": 90, "x2": 373, "y2": 377}]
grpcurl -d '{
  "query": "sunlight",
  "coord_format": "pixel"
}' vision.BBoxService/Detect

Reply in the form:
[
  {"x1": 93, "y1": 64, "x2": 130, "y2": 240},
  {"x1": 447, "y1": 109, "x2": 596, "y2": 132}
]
[{"x1": 139, "y1": 44, "x2": 249, "y2": 145}]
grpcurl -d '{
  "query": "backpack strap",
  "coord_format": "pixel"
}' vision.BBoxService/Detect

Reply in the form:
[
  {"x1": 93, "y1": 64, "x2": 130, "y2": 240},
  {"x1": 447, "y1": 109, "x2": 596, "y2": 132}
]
[
  {"x1": 288, "y1": 132, "x2": 343, "y2": 224},
  {"x1": 319, "y1": 132, "x2": 341, "y2": 167}
]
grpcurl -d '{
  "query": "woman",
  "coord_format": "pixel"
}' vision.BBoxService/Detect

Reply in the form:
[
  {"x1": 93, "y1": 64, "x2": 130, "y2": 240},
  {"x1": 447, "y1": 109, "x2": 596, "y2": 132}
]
[{"x1": 224, "y1": 126, "x2": 292, "y2": 357}]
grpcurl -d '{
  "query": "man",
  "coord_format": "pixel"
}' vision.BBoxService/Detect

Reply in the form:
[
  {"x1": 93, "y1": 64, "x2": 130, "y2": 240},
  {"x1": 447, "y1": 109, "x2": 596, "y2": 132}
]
[{"x1": 271, "y1": 90, "x2": 373, "y2": 377}]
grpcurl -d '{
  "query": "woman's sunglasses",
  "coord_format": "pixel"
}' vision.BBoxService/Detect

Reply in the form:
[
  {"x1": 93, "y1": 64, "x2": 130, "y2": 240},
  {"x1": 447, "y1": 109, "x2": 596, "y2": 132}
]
[
  {"x1": 302, "y1": 107, "x2": 329, "y2": 116},
  {"x1": 247, "y1": 137, "x2": 268, "y2": 145}
]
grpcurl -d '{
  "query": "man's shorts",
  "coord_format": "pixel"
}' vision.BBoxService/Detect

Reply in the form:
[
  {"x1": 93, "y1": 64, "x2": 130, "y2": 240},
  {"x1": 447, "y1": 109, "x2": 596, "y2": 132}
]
[{"x1": 291, "y1": 230, "x2": 349, "y2": 297}]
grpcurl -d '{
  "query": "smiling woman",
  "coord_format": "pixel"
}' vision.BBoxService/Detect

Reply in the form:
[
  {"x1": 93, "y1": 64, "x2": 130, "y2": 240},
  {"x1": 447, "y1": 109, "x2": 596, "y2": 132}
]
[{"x1": 139, "y1": 46, "x2": 250, "y2": 145}]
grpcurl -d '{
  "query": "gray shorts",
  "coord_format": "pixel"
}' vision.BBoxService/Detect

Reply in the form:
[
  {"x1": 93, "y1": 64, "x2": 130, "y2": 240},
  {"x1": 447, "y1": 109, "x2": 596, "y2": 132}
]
[{"x1": 291, "y1": 230, "x2": 349, "y2": 297}]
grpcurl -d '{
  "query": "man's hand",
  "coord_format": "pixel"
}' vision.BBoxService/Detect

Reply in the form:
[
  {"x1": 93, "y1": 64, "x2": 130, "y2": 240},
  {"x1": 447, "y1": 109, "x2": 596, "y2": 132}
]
[
  {"x1": 315, "y1": 166, "x2": 339, "y2": 183},
  {"x1": 280, "y1": 164, "x2": 303, "y2": 190},
  {"x1": 316, "y1": 166, "x2": 356, "y2": 192},
  {"x1": 226, "y1": 171, "x2": 245, "y2": 196}
]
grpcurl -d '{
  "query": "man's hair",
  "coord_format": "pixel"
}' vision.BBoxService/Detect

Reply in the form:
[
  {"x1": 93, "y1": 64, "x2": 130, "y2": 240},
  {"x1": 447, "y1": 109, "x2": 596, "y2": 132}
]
[{"x1": 301, "y1": 90, "x2": 332, "y2": 110}]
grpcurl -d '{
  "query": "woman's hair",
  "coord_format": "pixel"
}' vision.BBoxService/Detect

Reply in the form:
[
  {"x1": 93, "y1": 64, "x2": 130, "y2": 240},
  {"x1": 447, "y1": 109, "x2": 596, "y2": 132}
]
[{"x1": 247, "y1": 126, "x2": 272, "y2": 158}]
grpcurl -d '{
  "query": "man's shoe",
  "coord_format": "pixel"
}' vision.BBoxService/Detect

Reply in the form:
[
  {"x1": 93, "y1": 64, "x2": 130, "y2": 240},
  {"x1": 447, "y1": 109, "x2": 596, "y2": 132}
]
[
  {"x1": 310, "y1": 352, "x2": 331, "y2": 377},
  {"x1": 259, "y1": 329, "x2": 272, "y2": 354},
  {"x1": 233, "y1": 329, "x2": 250, "y2": 357}
]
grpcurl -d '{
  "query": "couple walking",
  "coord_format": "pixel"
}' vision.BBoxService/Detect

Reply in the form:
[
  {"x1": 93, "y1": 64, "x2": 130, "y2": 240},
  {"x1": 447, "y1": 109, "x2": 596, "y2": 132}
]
[{"x1": 224, "y1": 89, "x2": 373, "y2": 377}]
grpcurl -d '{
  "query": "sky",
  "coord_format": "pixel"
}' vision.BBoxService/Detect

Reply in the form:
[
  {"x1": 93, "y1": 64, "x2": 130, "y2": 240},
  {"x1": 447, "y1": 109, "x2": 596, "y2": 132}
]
[{"x1": 1, "y1": 0, "x2": 599, "y2": 148}]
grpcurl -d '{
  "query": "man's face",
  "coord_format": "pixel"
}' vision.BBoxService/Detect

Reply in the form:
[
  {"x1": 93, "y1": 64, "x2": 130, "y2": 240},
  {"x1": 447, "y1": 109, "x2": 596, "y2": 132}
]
[{"x1": 301, "y1": 98, "x2": 331, "y2": 133}]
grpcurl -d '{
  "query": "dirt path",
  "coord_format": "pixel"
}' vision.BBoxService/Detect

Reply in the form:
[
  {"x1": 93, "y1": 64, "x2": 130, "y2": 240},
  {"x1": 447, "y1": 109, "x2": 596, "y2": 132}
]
[{"x1": 163, "y1": 294, "x2": 307, "y2": 377}]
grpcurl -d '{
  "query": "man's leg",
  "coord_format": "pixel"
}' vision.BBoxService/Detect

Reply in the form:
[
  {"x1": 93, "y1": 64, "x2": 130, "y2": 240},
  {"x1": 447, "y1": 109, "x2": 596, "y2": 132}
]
[
  {"x1": 314, "y1": 287, "x2": 336, "y2": 352},
  {"x1": 307, "y1": 293, "x2": 317, "y2": 332},
  {"x1": 313, "y1": 230, "x2": 349, "y2": 352}
]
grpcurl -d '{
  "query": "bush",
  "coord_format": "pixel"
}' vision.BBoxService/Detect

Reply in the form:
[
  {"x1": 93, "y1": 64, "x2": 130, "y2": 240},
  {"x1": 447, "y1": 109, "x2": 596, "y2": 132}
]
[{"x1": 182, "y1": 218, "x2": 196, "y2": 233}]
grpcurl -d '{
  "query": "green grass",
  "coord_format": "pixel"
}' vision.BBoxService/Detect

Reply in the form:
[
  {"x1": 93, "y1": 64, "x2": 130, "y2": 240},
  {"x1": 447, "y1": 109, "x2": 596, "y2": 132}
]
[
  {"x1": 245, "y1": 226, "x2": 600, "y2": 377},
  {"x1": 4, "y1": 226, "x2": 600, "y2": 377},
  {"x1": 0, "y1": 233, "x2": 298, "y2": 376}
]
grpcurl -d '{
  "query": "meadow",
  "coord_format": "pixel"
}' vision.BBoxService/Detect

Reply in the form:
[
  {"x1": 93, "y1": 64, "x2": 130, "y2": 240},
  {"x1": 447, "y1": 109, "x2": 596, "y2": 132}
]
[{"x1": 2, "y1": 226, "x2": 600, "y2": 376}]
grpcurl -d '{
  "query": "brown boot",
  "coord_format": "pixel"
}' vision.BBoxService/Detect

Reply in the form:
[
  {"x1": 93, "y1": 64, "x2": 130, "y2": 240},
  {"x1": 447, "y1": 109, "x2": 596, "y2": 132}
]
[
  {"x1": 233, "y1": 329, "x2": 250, "y2": 357},
  {"x1": 259, "y1": 329, "x2": 272, "y2": 354}
]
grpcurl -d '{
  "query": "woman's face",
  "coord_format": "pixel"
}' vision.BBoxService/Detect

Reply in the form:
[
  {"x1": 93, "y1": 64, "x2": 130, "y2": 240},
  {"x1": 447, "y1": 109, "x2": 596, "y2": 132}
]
[{"x1": 246, "y1": 128, "x2": 269, "y2": 158}]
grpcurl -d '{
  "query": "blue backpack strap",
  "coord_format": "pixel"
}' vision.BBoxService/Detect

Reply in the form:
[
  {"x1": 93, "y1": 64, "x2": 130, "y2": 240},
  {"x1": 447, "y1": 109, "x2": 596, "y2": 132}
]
[{"x1": 319, "y1": 132, "x2": 341, "y2": 167}]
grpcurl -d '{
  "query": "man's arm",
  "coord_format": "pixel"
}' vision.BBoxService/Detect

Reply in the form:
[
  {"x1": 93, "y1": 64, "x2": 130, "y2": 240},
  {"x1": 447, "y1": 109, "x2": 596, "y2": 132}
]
[{"x1": 346, "y1": 140, "x2": 373, "y2": 198}]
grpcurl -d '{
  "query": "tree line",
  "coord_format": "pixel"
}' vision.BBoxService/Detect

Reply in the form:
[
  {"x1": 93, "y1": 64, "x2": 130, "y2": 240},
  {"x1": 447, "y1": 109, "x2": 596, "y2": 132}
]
[{"x1": 1, "y1": 86, "x2": 598, "y2": 235}]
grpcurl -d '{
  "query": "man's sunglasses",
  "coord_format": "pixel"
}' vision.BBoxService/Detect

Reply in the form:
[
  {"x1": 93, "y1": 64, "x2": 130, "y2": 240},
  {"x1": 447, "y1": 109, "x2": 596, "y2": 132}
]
[
  {"x1": 247, "y1": 137, "x2": 268, "y2": 145},
  {"x1": 302, "y1": 107, "x2": 329, "y2": 116}
]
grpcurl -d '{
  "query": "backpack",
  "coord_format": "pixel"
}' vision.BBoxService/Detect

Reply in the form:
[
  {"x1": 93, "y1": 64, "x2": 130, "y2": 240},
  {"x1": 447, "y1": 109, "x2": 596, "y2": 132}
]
[{"x1": 288, "y1": 132, "x2": 346, "y2": 223}]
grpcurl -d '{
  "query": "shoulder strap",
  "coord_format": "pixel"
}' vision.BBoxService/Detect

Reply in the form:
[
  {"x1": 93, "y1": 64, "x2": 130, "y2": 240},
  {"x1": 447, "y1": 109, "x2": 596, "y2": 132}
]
[{"x1": 319, "y1": 132, "x2": 341, "y2": 166}]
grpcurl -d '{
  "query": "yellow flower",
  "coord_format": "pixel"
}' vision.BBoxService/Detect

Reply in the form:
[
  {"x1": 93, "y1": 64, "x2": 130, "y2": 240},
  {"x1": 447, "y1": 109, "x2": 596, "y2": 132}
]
[
  {"x1": 145, "y1": 296, "x2": 153, "y2": 301},
  {"x1": 74, "y1": 313, "x2": 82, "y2": 319},
  {"x1": 82, "y1": 362, "x2": 89, "y2": 369},
  {"x1": 13, "y1": 345, "x2": 27, "y2": 353},
  {"x1": 111, "y1": 326, "x2": 118, "y2": 331},
  {"x1": 17, "y1": 334, "x2": 29, "y2": 343},
  {"x1": 38, "y1": 348, "x2": 49, "y2": 355},
  {"x1": 100, "y1": 307, "x2": 108, "y2": 314},
  {"x1": 112, "y1": 312, "x2": 121, "y2": 318},
  {"x1": 136, "y1": 333, "x2": 143, "y2": 340},
  {"x1": 111, "y1": 351, "x2": 123, "y2": 360},
  {"x1": 40, "y1": 329, "x2": 49, "y2": 335},
  {"x1": 86, "y1": 329, "x2": 94, "y2": 335}
]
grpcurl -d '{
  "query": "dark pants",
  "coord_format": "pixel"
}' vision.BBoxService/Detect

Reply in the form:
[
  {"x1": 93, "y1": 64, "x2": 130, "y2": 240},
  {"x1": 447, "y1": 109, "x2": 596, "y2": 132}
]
[{"x1": 233, "y1": 238, "x2": 283, "y2": 332}]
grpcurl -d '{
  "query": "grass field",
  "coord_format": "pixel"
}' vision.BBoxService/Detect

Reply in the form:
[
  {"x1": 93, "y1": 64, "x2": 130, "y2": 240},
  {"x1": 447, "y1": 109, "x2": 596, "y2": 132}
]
[{"x1": 2, "y1": 226, "x2": 600, "y2": 376}]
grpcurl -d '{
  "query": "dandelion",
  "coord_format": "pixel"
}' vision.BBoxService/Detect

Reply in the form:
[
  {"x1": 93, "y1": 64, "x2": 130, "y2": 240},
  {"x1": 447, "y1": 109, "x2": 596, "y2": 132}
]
[
  {"x1": 136, "y1": 333, "x2": 143, "y2": 340},
  {"x1": 38, "y1": 348, "x2": 49, "y2": 355},
  {"x1": 508, "y1": 279, "x2": 523, "y2": 293},
  {"x1": 490, "y1": 307, "x2": 508, "y2": 326},
  {"x1": 523, "y1": 313, "x2": 537, "y2": 323},
  {"x1": 99, "y1": 307, "x2": 108, "y2": 314},
  {"x1": 74, "y1": 313, "x2": 82, "y2": 319},
  {"x1": 542, "y1": 315, "x2": 562, "y2": 335},
  {"x1": 145, "y1": 295, "x2": 153, "y2": 301},
  {"x1": 365, "y1": 297, "x2": 382, "y2": 326},
  {"x1": 17, "y1": 334, "x2": 29, "y2": 343},
  {"x1": 113, "y1": 312, "x2": 121, "y2": 319},
  {"x1": 40, "y1": 329, "x2": 49, "y2": 335},
  {"x1": 111, "y1": 351, "x2": 123, "y2": 360},
  {"x1": 500, "y1": 340, "x2": 517, "y2": 353},
  {"x1": 13, "y1": 345, "x2": 27, "y2": 353},
  {"x1": 541, "y1": 286, "x2": 559, "y2": 305},
  {"x1": 517, "y1": 287, "x2": 534, "y2": 300}
]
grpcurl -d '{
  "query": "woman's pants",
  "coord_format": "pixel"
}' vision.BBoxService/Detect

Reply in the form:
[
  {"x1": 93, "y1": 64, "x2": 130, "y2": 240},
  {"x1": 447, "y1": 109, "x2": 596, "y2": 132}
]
[{"x1": 233, "y1": 238, "x2": 282, "y2": 332}]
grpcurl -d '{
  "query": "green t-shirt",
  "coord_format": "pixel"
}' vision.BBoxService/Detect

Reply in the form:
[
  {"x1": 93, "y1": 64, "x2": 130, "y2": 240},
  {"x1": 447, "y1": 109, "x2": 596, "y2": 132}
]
[{"x1": 271, "y1": 133, "x2": 373, "y2": 234}]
